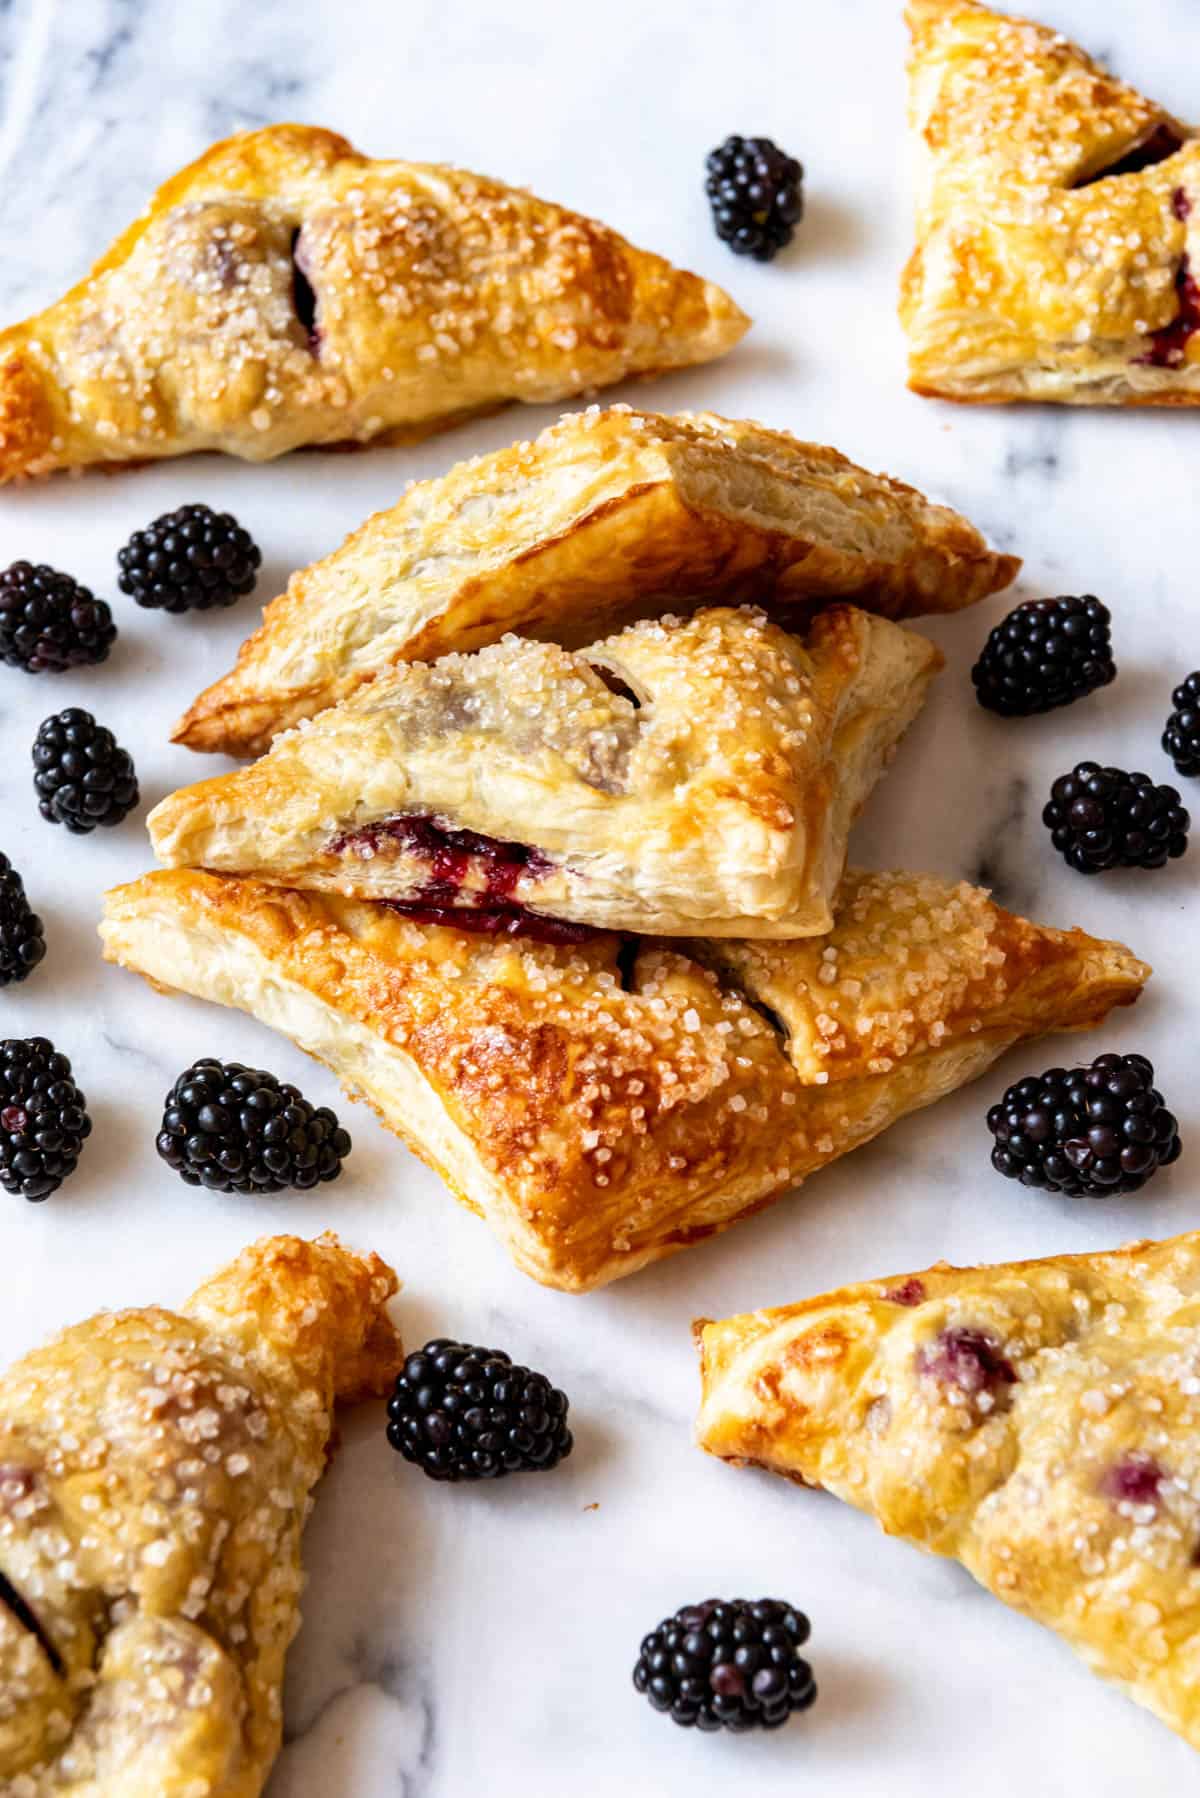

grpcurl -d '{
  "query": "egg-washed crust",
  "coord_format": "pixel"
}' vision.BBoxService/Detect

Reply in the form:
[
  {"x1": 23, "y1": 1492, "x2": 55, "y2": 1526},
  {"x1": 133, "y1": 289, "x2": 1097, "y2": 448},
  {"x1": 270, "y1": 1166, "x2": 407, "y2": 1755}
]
[
  {"x1": 0, "y1": 123, "x2": 748, "y2": 484},
  {"x1": 0, "y1": 1232, "x2": 400, "y2": 1796},
  {"x1": 150, "y1": 607, "x2": 943, "y2": 939},
  {"x1": 174, "y1": 404, "x2": 1020, "y2": 758},
  {"x1": 902, "y1": 0, "x2": 1200, "y2": 403},
  {"x1": 696, "y1": 1229, "x2": 1200, "y2": 1750},
  {"x1": 99, "y1": 868, "x2": 1147, "y2": 1293}
]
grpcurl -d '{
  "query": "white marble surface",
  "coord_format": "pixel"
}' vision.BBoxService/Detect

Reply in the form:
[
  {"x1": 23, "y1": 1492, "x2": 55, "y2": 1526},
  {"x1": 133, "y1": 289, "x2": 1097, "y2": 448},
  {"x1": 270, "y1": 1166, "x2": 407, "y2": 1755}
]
[{"x1": 0, "y1": 0, "x2": 1198, "y2": 1791}]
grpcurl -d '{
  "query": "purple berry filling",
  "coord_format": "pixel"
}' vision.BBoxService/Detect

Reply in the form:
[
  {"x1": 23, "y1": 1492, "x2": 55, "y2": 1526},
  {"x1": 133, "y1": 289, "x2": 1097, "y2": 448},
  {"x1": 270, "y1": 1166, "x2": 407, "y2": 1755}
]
[
  {"x1": 1135, "y1": 254, "x2": 1200, "y2": 367},
  {"x1": 381, "y1": 898, "x2": 598, "y2": 945},
  {"x1": 884, "y1": 1278, "x2": 926, "y2": 1307},
  {"x1": 1173, "y1": 187, "x2": 1192, "y2": 221},
  {"x1": 1076, "y1": 123, "x2": 1185, "y2": 187},
  {"x1": 290, "y1": 229, "x2": 321, "y2": 354},
  {"x1": 1103, "y1": 1453, "x2": 1164, "y2": 1510},
  {"x1": 918, "y1": 1327, "x2": 1016, "y2": 1398}
]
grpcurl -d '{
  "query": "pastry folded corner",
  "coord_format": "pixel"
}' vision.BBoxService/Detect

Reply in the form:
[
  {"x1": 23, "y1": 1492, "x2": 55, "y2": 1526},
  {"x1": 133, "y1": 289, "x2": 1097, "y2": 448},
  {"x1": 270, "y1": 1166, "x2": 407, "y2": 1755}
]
[{"x1": 100, "y1": 866, "x2": 1147, "y2": 1291}]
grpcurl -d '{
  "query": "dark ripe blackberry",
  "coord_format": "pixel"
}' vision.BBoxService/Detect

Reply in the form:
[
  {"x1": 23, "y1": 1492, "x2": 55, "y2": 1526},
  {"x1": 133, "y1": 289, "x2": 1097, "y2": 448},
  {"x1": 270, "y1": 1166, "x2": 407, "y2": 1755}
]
[
  {"x1": 705, "y1": 136, "x2": 804, "y2": 261},
  {"x1": 1163, "y1": 670, "x2": 1200, "y2": 777},
  {"x1": 987, "y1": 1051, "x2": 1181, "y2": 1197},
  {"x1": 387, "y1": 1338, "x2": 573, "y2": 1481},
  {"x1": 0, "y1": 1038, "x2": 91, "y2": 1201},
  {"x1": 117, "y1": 504, "x2": 262, "y2": 613},
  {"x1": 971, "y1": 594, "x2": 1116, "y2": 716},
  {"x1": 32, "y1": 709, "x2": 139, "y2": 834},
  {"x1": 1043, "y1": 763, "x2": 1189, "y2": 873},
  {"x1": 0, "y1": 855, "x2": 45, "y2": 988},
  {"x1": 0, "y1": 562, "x2": 117, "y2": 674},
  {"x1": 633, "y1": 1598, "x2": 816, "y2": 1732},
  {"x1": 156, "y1": 1058, "x2": 351, "y2": 1193}
]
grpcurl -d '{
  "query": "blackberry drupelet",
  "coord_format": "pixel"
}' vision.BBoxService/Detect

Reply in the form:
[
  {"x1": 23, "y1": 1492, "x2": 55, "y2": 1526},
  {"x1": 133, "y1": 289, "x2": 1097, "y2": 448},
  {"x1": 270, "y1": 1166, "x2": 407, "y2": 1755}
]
[
  {"x1": 0, "y1": 855, "x2": 45, "y2": 987},
  {"x1": 0, "y1": 1038, "x2": 91, "y2": 1201},
  {"x1": 633, "y1": 1597, "x2": 816, "y2": 1732},
  {"x1": 156, "y1": 1059, "x2": 351, "y2": 1193},
  {"x1": 704, "y1": 136, "x2": 804, "y2": 261},
  {"x1": 117, "y1": 504, "x2": 262, "y2": 612},
  {"x1": 386, "y1": 1339, "x2": 573, "y2": 1481},
  {"x1": 987, "y1": 1052, "x2": 1180, "y2": 1197},
  {"x1": 32, "y1": 709, "x2": 139, "y2": 833},
  {"x1": 971, "y1": 594, "x2": 1115, "y2": 716},
  {"x1": 1043, "y1": 763, "x2": 1189, "y2": 873},
  {"x1": 0, "y1": 562, "x2": 117, "y2": 674},
  {"x1": 1163, "y1": 671, "x2": 1200, "y2": 777}
]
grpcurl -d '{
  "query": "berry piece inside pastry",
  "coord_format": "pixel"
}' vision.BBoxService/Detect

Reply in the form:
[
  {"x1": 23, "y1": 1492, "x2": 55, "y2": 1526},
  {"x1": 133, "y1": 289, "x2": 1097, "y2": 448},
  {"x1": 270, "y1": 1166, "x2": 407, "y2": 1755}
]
[
  {"x1": 150, "y1": 605, "x2": 942, "y2": 940},
  {"x1": 99, "y1": 867, "x2": 1147, "y2": 1291},
  {"x1": 902, "y1": 0, "x2": 1200, "y2": 403},
  {"x1": 695, "y1": 1229, "x2": 1200, "y2": 1750},
  {"x1": 173, "y1": 405, "x2": 1020, "y2": 758},
  {"x1": 0, "y1": 124, "x2": 747, "y2": 483},
  {"x1": 0, "y1": 1232, "x2": 400, "y2": 1795}
]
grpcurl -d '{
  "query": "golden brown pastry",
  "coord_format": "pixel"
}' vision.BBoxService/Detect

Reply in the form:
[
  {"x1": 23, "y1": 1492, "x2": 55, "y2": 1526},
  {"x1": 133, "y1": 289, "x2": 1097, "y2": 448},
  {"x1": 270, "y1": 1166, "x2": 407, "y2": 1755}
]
[
  {"x1": 696, "y1": 1230, "x2": 1200, "y2": 1749},
  {"x1": 0, "y1": 1231, "x2": 401, "y2": 1796},
  {"x1": 150, "y1": 606, "x2": 942, "y2": 940},
  {"x1": 0, "y1": 124, "x2": 747, "y2": 483},
  {"x1": 174, "y1": 404, "x2": 1020, "y2": 757},
  {"x1": 99, "y1": 867, "x2": 1147, "y2": 1292},
  {"x1": 902, "y1": 0, "x2": 1200, "y2": 403}
]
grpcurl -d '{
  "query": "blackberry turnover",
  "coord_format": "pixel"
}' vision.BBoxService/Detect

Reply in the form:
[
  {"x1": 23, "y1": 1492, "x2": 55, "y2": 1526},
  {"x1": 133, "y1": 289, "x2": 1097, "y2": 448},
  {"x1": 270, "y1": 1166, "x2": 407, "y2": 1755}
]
[
  {"x1": 971, "y1": 595, "x2": 1115, "y2": 715},
  {"x1": 633, "y1": 1598, "x2": 816, "y2": 1731},
  {"x1": 1163, "y1": 671, "x2": 1200, "y2": 778},
  {"x1": 705, "y1": 136, "x2": 804, "y2": 261},
  {"x1": 117, "y1": 504, "x2": 262, "y2": 612},
  {"x1": 32, "y1": 708, "x2": 139, "y2": 833},
  {"x1": 386, "y1": 1338, "x2": 573, "y2": 1481},
  {"x1": 156, "y1": 1058, "x2": 351, "y2": 1193},
  {"x1": 0, "y1": 854, "x2": 45, "y2": 987},
  {"x1": 0, "y1": 1037, "x2": 91, "y2": 1200},
  {"x1": 1043, "y1": 763, "x2": 1189, "y2": 873},
  {"x1": 987, "y1": 1052, "x2": 1180, "y2": 1196},
  {"x1": 0, "y1": 562, "x2": 116, "y2": 674}
]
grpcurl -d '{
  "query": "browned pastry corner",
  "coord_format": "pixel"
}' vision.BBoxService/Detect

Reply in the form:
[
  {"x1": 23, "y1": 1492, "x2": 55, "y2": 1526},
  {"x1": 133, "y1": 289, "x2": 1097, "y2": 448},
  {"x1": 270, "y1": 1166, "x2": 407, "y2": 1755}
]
[
  {"x1": 99, "y1": 867, "x2": 1147, "y2": 1292},
  {"x1": 173, "y1": 404, "x2": 1019, "y2": 757},
  {"x1": 696, "y1": 1230, "x2": 1200, "y2": 1749},
  {"x1": 0, "y1": 123, "x2": 747, "y2": 482},
  {"x1": 0, "y1": 1232, "x2": 400, "y2": 1795},
  {"x1": 902, "y1": 0, "x2": 1200, "y2": 402}
]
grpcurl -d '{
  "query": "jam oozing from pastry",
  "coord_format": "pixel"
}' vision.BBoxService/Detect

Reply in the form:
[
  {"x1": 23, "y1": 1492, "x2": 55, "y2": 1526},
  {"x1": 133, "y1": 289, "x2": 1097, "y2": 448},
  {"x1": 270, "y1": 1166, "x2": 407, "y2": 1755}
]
[
  {"x1": 918, "y1": 1327, "x2": 1016, "y2": 1399},
  {"x1": 884, "y1": 1278, "x2": 926, "y2": 1307},
  {"x1": 1075, "y1": 123, "x2": 1185, "y2": 187},
  {"x1": 0, "y1": 1567, "x2": 64, "y2": 1675},
  {"x1": 1135, "y1": 255, "x2": 1200, "y2": 367},
  {"x1": 380, "y1": 898, "x2": 598, "y2": 945},
  {"x1": 1104, "y1": 1453, "x2": 1165, "y2": 1511},
  {"x1": 1173, "y1": 187, "x2": 1192, "y2": 221},
  {"x1": 290, "y1": 229, "x2": 321, "y2": 354}
]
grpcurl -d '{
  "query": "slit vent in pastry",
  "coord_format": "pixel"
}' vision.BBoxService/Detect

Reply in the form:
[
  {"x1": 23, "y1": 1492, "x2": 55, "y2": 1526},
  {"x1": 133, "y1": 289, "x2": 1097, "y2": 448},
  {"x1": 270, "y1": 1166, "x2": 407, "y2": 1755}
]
[
  {"x1": 902, "y1": 0, "x2": 1200, "y2": 403},
  {"x1": 99, "y1": 867, "x2": 1148, "y2": 1292},
  {"x1": 0, "y1": 1232, "x2": 400, "y2": 1795},
  {"x1": 696, "y1": 1229, "x2": 1200, "y2": 1749},
  {"x1": 0, "y1": 123, "x2": 748, "y2": 484},
  {"x1": 173, "y1": 404, "x2": 1020, "y2": 757},
  {"x1": 150, "y1": 605, "x2": 943, "y2": 939}
]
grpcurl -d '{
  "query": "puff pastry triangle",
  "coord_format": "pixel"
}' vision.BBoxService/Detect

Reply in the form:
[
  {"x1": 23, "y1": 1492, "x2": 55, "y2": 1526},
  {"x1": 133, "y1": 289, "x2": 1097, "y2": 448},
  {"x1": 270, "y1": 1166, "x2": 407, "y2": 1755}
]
[
  {"x1": 697, "y1": 1229, "x2": 1200, "y2": 1749},
  {"x1": 150, "y1": 605, "x2": 943, "y2": 939},
  {"x1": 903, "y1": 0, "x2": 1200, "y2": 402},
  {"x1": 100, "y1": 867, "x2": 1147, "y2": 1291},
  {"x1": 0, "y1": 124, "x2": 748, "y2": 481},
  {"x1": 0, "y1": 1232, "x2": 401, "y2": 1795},
  {"x1": 173, "y1": 405, "x2": 1019, "y2": 758}
]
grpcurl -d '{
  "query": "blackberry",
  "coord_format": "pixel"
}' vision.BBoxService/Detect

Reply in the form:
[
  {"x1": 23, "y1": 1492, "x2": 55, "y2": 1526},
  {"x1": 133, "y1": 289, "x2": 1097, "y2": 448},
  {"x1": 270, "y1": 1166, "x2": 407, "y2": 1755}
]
[
  {"x1": 117, "y1": 504, "x2": 262, "y2": 612},
  {"x1": 0, "y1": 855, "x2": 45, "y2": 987},
  {"x1": 32, "y1": 709, "x2": 139, "y2": 833},
  {"x1": 1043, "y1": 762, "x2": 1189, "y2": 873},
  {"x1": 633, "y1": 1598, "x2": 816, "y2": 1732},
  {"x1": 971, "y1": 595, "x2": 1115, "y2": 716},
  {"x1": 704, "y1": 136, "x2": 804, "y2": 261},
  {"x1": 156, "y1": 1058, "x2": 351, "y2": 1193},
  {"x1": 1163, "y1": 670, "x2": 1200, "y2": 777},
  {"x1": 0, "y1": 1038, "x2": 91, "y2": 1201},
  {"x1": 987, "y1": 1051, "x2": 1180, "y2": 1197},
  {"x1": 386, "y1": 1339, "x2": 573, "y2": 1481},
  {"x1": 0, "y1": 562, "x2": 117, "y2": 674}
]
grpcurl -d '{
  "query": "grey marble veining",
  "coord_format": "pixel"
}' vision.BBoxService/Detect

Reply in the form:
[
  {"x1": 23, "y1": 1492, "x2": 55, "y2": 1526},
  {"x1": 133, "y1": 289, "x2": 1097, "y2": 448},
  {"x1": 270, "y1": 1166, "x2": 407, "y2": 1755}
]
[{"x1": 0, "y1": 0, "x2": 1198, "y2": 1792}]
